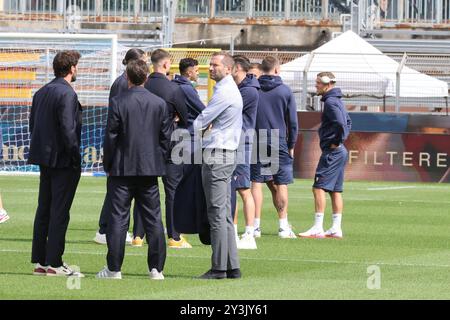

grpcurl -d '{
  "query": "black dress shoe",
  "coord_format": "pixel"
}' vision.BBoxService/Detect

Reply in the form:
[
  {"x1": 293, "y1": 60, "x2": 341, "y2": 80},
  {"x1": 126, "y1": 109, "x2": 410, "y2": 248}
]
[
  {"x1": 226, "y1": 268, "x2": 241, "y2": 279},
  {"x1": 198, "y1": 269, "x2": 227, "y2": 279}
]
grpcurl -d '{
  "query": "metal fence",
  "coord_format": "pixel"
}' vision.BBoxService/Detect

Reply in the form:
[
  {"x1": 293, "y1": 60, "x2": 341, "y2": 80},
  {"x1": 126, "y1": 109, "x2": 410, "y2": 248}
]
[
  {"x1": 362, "y1": 0, "x2": 450, "y2": 29},
  {"x1": 177, "y1": 0, "x2": 450, "y2": 25},
  {"x1": 0, "y1": 0, "x2": 165, "y2": 24},
  {"x1": 0, "y1": 0, "x2": 168, "y2": 41},
  {"x1": 178, "y1": 0, "x2": 210, "y2": 16},
  {"x1": 233, "y1": 50, "x2": 450, "y2": 88},
  {"x1": 1, "y1": 1, "x2": 450, "y2": 30},
  {"x1": 232, "y1": 49, "x2": 450, "y2": 114},
  {"x1": 0, "y1": 0, "x2": 177, "y2": 45},
  {"x1": 0, "y1": 0, "x2": 352, "y2": 22},
  {"x1": 202, "y1": 0, "x2": 343, "y2": 19}
]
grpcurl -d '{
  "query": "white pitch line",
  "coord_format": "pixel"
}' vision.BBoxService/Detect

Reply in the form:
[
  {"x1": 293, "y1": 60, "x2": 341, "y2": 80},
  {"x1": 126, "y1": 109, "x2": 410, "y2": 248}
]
[
  {"x1": 367, "y1": 186, "x2": 418, "y2": 191},
  {"x1": 287, "y1": 194, "x2": 450, "y2": 204},
  {"x1": 1, "y1": 249, "x2": 449, "y2": 269}
]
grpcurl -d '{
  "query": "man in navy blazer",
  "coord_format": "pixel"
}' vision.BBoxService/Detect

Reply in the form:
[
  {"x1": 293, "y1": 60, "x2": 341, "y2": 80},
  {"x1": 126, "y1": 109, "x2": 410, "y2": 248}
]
[
  {"x1": 29, "y1": 50, "x2": 84, "y2": 277},
  {"x1": 94, "y1": 48, "x2": 147, "y2": 247},
  {"x1": 144, "y1": 49, "x2": 192, "y2": 249},
  {"x1": 97, "y1": 60, "x2": 171, "y2": 280}
]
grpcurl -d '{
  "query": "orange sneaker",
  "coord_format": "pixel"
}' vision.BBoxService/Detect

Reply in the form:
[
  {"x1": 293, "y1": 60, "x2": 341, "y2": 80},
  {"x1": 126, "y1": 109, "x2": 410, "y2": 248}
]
[
  {"x1": 168, "y1": 235, "x2": 192, "y2": 248},
  {"x1": 131, "y1": 236, "x2": 144, "y2": 247}
]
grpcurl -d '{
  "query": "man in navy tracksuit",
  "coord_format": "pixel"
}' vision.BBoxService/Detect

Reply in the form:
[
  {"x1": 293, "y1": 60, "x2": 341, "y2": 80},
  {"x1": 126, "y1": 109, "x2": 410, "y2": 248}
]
[
  {"x1": 251, "y1": 56, "x2": 298, "y2": 239},
  {"x1": 171, "y1": 58, "x2": 208, "y2": 240},
  {"x1": 299, "y1": 72, "x2": 351, "y2": 239},
  {"x1": 94, "y1": 48, "x2": 146, "y2": 247},
  {"x1": 171, "y1": 58, "x2": 205, "y2": 132},
  {"x1": 144, "y1": 49, "x2": 192, "y2": 249},
  {"x1": 230, "y1": 55, "x2": 259, "y2": 250}
]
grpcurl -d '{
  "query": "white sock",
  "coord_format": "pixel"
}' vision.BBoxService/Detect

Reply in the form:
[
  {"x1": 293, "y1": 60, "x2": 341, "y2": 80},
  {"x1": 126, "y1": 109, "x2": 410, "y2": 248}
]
[
  {"x1": 234, "y1": 224, "x2": 238, "y2": 238},
  {"x1": 332, "y1": 213, "x2": 342, "y2": 230},
  {"x1": 254, "y1": 218, "x2": 261, "y2": 229},
  {"x1": 279, "y1": 218, "x2": 289, "y2": 230},
  {"x1": 313, "y1": 213, "x2": 324, "y2": 229},
  {"x1": 245, "y1": 226, "x2": 254, "y2": 236}
]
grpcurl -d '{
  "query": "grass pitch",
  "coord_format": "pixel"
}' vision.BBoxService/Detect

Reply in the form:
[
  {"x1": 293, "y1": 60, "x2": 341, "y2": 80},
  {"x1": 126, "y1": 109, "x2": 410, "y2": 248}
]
[{"x1": 0, "y1": 176, "x2": 449, "y2": 300}]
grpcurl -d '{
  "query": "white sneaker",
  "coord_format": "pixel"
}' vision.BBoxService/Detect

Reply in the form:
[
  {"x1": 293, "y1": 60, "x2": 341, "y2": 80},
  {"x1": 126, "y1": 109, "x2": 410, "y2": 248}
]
[
  {"x1": 237, "y1": 232, "x2": 257, "y2": 250},
  {"x1": 126, "y1": 232, "x2": 132, "y2": 244},
  {"x1": 278, "y1": 227, "x2": 297, "y2": 239},
  {"x1": 254, "y1": 227, "x2": 261, "y2": 238},
  {"x1": 47, "y1": 263, "x2": 85, "y2": 277},
  {"x1": 149, "y1": 268, "x2": 164, "y2": 280},
  {"x1": 96, "y1": 266, "x2": 122, "y2": 279},
  {"x1": 33, "y1": 263, "x2": 48, "y2": 276},
  {"x1": 0, "y1": 209, "x2": 10, "y2": 224},
  {"x1": 325, "y1": 228, "x2": 343, "y2": 239},
  {"x1": 93, "y1": 231, "x2": 107, "y2": 244},
  {"x1": 298, "y1": 226, "x2": 325, "y2": 238}
]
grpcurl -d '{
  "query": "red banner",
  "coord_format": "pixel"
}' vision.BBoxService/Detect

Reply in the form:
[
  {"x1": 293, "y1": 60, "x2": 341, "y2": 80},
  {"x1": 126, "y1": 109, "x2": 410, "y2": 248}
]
[{"x1": 294, "y1": 131, "x2": 450, "y2": 183}]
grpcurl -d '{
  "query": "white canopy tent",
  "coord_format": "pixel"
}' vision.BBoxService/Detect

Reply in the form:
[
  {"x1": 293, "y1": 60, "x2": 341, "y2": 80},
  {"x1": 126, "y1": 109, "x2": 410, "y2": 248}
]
[{"x1": 280, "y1": 31, "x2": 449, "y2": 111}]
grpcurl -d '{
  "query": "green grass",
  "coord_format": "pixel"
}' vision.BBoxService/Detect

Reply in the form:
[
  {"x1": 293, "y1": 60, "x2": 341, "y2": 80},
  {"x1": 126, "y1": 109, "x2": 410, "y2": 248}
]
[{"x1": 0, "y1": 176, "x2": 449, "y2": 299}]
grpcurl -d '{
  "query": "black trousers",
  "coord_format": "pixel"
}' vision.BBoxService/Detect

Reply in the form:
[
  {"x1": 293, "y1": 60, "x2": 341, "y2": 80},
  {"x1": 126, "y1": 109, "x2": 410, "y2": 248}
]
[
  {"x1": 106, "y1": 176, "x2": 166, "y2": 272},
  {"x1": 31, "y1": 165, "x2": 81, "y2": 267},
  {"x1": 98, "y1": 183, "x2": 145, "y2": 238},
  {"x1": 162, "y1": 163, "x2": 183, "y2": 240}
]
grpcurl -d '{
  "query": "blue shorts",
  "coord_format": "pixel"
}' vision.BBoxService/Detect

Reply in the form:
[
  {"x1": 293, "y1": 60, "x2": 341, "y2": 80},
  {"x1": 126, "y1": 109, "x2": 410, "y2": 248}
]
[
  {"x1": 250, "y1": 144, "x2": 294, "y2": 185},
  {"x1": 232, "y1": 163, "x2": 251, "y2": 189},
  {"x1": 313, "y1": 145, "x2": 348, "y2": 193}
]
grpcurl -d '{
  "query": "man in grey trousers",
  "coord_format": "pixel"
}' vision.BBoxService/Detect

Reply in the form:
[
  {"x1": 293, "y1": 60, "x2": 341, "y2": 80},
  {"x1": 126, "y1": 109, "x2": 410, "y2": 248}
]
[{"x1": 193, "y1": 52, "x2": 243, "y2": 279}]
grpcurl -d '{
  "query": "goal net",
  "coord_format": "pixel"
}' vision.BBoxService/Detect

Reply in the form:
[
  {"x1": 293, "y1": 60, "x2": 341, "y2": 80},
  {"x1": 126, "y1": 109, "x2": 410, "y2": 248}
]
[
  {"x1": 0, "y1": 33, "x2": 220, "y2": 176},
  {"x1": 0, "y1": 33, "x2": 117, "y2": 175}
]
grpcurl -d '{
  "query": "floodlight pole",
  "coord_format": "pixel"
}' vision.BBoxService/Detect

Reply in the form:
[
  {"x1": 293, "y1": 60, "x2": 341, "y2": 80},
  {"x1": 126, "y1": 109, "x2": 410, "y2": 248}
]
[
  {"x1": 163, "y1": 0, "x2": 177, "y2": 47},
  {"x1": 230, "y1": 34, "x2": 234, "y2": 55},
  {"x1": 446, "y1": 96, "x2": 448, "y2": 116},
  {"x1": 110, "y1": 34, "x2": 118, "y2": 86},
  {"x1": 396, "y1": 52, "x2": 407, "y2": 113},
  {"x1": 302, "y1": 52, "x2": 315, "y2": 111},
  {"x1": 45, "y1": 48, "x2": 50, "y2": 83}
]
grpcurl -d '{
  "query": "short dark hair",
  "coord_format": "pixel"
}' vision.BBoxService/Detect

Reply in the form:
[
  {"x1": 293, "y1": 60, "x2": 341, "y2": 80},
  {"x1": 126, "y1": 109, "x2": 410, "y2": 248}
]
[
  {"x1": 179, "y1": 58, "x2": 199, "y2": 75},
  {"x1": 233, "y1": 55, "x2": 250, "y2": 72},
  {"x1": 122, "y1": 48, "x2": 145, "y2": 66},
  {"x1": 249, "y1": 63, "x2": 263, "y2": 71},
  {"x1": 261, "y1": 56, "x2": 280, "y2": 73},
  {"x1": 211, "y1": 52, "x2": 235, "y2": 69},
  {"x1": 127, "y1": 60, "x2": 149, "y2": 86},
  {"x1": 53, "y1": 50, "x2": 81, "y2": 78},
  {"x1": 151, "y1": 49, "x2": 170, "y2": 65}
]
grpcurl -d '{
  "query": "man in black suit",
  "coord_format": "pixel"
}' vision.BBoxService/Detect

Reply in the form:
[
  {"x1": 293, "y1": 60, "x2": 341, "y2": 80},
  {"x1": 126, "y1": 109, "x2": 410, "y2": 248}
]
[
  {"x1": 29, "y1": 50, "x2": 84, "y2": 277},
  {"x1": 94, "y1": 48, "x2": 147, "y2": 247},
  {"x1": 97, "y1": 60, "x2": 171, "y2": 280},
  {"x1": 144, "y1": 49, "x2": 192, "y2": 249}
]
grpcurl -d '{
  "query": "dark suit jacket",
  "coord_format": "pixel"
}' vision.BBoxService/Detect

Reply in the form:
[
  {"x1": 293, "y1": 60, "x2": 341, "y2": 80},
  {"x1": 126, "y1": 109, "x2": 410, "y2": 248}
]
[
  {"x1": 144, "y1": 72, "x2": 188, "y2": 127},
  {"x1": 103, "y1": 86, "x2": 171, "y2": 176},
  {"x1": 109, "y1": 72, "x2": 128, "y2": 105},
  {"x1": 28, "y1": 77, "x2": 82, "y2": 169}
]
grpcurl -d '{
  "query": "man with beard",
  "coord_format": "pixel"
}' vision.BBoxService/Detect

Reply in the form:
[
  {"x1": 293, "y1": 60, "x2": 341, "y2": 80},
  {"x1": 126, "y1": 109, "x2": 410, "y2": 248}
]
[{"x1": 29, "y1": 50, "x2": 84, "y2": 277}]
